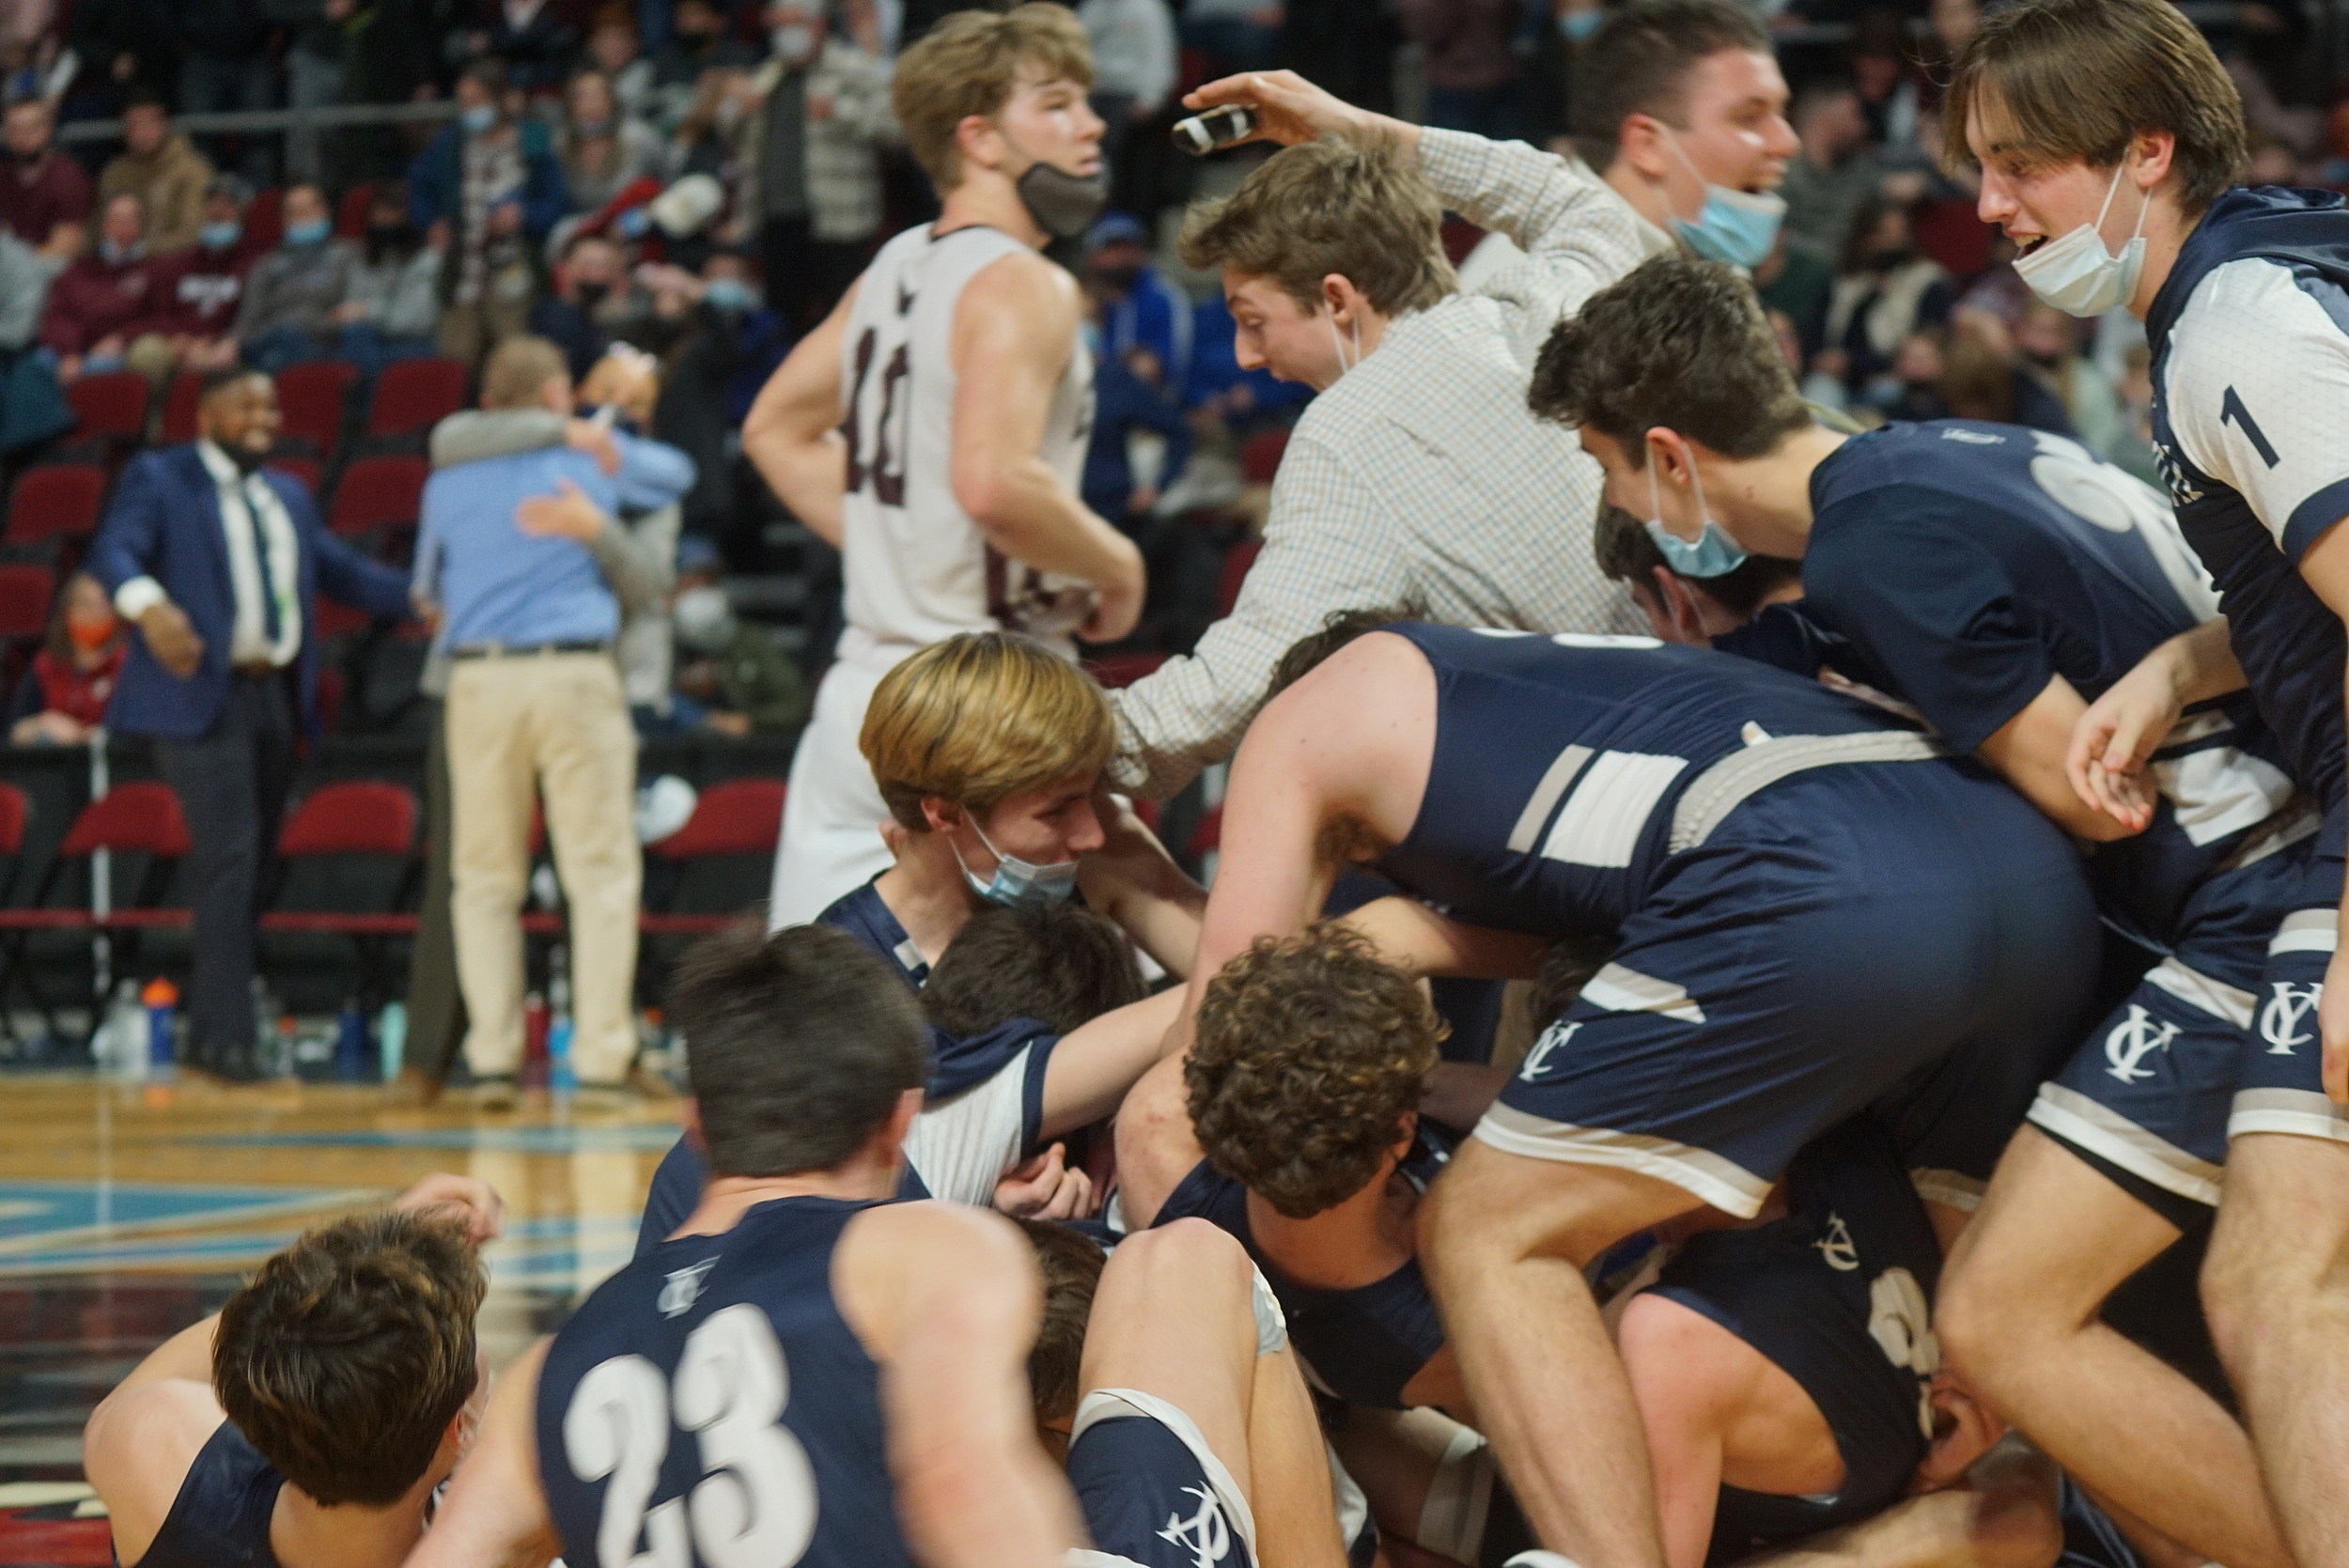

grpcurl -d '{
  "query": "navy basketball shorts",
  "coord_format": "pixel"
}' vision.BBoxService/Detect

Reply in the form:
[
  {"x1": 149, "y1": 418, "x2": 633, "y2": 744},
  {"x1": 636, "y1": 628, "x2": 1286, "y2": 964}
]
[
  {"x1": 1066, "y1": 1389, "x2": 1256, "y2": 1568},
  {"x1": 2232, "y1": 842, "x2": 2349, "y2": 1147},
  {"x1": 1475, "y1": 761, "x2": 2100, "y2": 1217},
  {"x1": 2030, "y1": 834, "x2": 2322, "y2": 1209}
]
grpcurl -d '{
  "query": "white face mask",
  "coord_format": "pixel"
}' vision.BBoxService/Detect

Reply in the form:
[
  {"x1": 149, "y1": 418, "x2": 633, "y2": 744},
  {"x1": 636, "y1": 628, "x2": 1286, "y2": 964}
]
[
  {"x1": 1322, "y1": 308, "x2": 1362, "y2": 385},
  {"x1": 2014, "y1": 158, "x2": 2148, "y2": 318}
]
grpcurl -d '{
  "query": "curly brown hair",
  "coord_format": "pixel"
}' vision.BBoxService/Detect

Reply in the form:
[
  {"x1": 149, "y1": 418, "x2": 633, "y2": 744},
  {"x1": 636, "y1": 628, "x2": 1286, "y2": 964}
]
[
  {"x1": 213, "y1": 1210, "x2": 486, "y2": 1506},
  {"x1": 1187, "y1": 923, "x2": 1445, "y2": 1219}
]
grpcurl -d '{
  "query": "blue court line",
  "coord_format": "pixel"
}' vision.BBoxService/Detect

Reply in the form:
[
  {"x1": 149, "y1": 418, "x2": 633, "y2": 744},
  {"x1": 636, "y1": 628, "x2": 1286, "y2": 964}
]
[
  {"x1": 194, "y1": 1126, "x2": 682, "y2": 1154},
  {"x1": 0, "y1": 1182, "x2": 383, "y2": 1256},
  {"x1": 0, "y1": 1215, "x2": 643, "y2": 1278}
]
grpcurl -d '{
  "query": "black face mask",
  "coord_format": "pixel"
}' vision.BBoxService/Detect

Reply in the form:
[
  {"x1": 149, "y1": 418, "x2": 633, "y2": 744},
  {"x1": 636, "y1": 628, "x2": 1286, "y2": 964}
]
[
  {"x1": 224, "y1": 441, "x2": 271, "y2": 474},
  {"x1": 366, "y1": 220, "x2": 414, "y2": 258},
  {"x1": 1016, "y1": 159, "x2": 1110, "y2": 242}
]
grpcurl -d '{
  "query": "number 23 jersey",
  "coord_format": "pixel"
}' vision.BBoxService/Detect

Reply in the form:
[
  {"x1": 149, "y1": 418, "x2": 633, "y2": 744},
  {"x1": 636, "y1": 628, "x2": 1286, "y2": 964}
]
[
  {"x1": 537, "y1": 1196, "x2": 914, "y2": 1568},
  {"x1": 837, "y1": 222, "x2": 1097, "y2": 659}
]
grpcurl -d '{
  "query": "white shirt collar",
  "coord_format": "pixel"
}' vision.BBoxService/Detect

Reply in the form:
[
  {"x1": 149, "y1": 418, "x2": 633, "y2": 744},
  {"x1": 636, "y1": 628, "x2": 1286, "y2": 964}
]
[{"x1": 194, "y1": 439, "x2": 257, "y2": 488}]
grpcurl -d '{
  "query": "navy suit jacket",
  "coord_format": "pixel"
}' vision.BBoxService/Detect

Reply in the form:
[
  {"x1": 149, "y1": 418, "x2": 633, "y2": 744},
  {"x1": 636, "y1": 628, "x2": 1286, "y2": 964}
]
[{"x1": 86, "y1": 445, "x2": 414, "y2": 741}]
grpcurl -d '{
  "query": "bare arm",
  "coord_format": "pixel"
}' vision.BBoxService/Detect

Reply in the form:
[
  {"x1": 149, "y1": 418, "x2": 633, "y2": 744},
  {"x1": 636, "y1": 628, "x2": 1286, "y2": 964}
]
[
  {"x1": 1974, "y1": 675, "x2": 2140, "y2": 843},
  {"x1": 1075, "y1": 792, "x2": 1206, "y2": 978},
  {"x1": 402, "y1": 1339, "x2": 564, "y2": 1568},
  {"x1": 1735, "y1": 1441, "x2": 2063, "y2": 1568},
  {"x1": 950, "y1": 253, "x2": 1144, "y2": 643},
  {"x1": 2066, "y1": 618, "x2": 2244, "y2": 831},
  {"x1": 1617, "y1": 1294, "x2": 1746, "y2": 1568},
  {"x1": 1339, "y1": 895, "x2": 1551, "y2": 981},
  {"x1": 743, "y1": 278, "x2": 858, "y2": 550},
  {"x1": 1111, "y1": 1054, "x2": 1206, "y2": 1232},
  {"x1": 84, "y1": 1320, "x2": 228, "y2": 1563},
  {"x1": 1039, "y1": 986, "x2": 1187, "y2": 1141}
]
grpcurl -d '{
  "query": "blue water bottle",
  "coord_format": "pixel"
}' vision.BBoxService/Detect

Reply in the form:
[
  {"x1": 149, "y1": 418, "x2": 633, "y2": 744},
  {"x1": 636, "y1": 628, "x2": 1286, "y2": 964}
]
[
  {"x1": 334, "y1": 999, "x2": 369, "y2": 1082},
  {"x1": 547, "y1": 945, "x2": 577, "y2": 1095},
  {"x1": 142, "y1": 977, "x2": 179, "y2": 1080}
]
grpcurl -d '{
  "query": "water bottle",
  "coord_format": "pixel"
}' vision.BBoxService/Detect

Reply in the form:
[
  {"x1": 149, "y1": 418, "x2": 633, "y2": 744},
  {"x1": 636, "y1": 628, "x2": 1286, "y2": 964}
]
[
  {"x1": 334, "y1": 998, "x2": 368, "y2": 1082},
  {"x1": 252, "y1": 978, "x2": 289, "y2": 1078},
  {"x1": 546, "y1": 947, "x2": 576, "y2": 1095},
  {"x1": 141, "y1": 977, "x2": 179, "y2": 1080},
  {"x1": 94, "y1": 979, "x2": 144, "y2": 1079},
  {"x1": 521, "y1": 990, "x2": 550, "y2": 1090},
  {"x1": 378, "y1": 1001, "x2": 407, "y2": 1081}
]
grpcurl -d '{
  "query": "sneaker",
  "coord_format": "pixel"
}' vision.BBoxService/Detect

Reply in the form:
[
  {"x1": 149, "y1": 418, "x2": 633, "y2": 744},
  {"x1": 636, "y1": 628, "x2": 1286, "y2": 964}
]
[
  {"x1": 472, "y1": 1076, "x2": 520, "y2": 1112},
  {"x1": 571, "y1": 1079, "x2": 638, "y2": 1114}
]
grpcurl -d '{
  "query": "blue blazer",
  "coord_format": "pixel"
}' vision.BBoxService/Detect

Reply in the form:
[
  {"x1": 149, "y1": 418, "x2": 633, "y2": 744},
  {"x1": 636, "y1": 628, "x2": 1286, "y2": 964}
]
[{"x1": 86, "y1": 445, "x2": 415, "y2": 742}]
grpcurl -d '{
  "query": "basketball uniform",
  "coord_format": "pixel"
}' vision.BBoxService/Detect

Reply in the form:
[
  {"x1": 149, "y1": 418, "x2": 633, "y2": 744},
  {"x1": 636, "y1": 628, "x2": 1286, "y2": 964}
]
[
  {"x1": 768, "y1": 223, "x2": 1096, "y2": 927},
  {"x1": 122, "y1": 1421, "x2": 286, "y2": 1567}
]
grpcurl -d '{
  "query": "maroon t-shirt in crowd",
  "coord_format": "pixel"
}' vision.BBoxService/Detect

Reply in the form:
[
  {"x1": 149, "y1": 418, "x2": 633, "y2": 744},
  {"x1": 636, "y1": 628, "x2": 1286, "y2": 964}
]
[
  {"x1": 39, "y1": 249, "x2": 174, "y2": 354},
  {"x1": 0, "y1": 151, "x2": 93, "y2": 245},
  {"x1": 31, "y1": 644, "x2": 124, "y2": 727},
  {"x1": 149, "y1": 238, "x2": 268, "y2": 338}
]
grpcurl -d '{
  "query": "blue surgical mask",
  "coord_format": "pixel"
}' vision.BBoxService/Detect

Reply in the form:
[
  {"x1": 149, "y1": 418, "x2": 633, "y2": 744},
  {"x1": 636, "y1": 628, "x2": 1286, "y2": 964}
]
[
  {"x1": 1558, "y1": 7, "x2": 1604, "y2": 41},
  {"x1": 285, "y1": 217, "x2": 330, "y2": 247},
  {"x1": 1642, "y1": 458, "x2": 1748, "y2": 579},
  {"x1": 953, "y1": 818, "x2": 1081, "y2": 908},
  {"x1": 461, "y1": 103, "x2": 498, "y2": 135},
  {"x1": 1665, "y1": 132, "x2": 1785, "y2": 270},
  {"x1": 703, "y1": 276, "x2": 756, "y2": 313},
  {"x1": 199, "y1": 220, "x2": 241, "y2": 250},
  {"x1": 2014, "y1": 158, "x2": 2148, "y2": 318}
]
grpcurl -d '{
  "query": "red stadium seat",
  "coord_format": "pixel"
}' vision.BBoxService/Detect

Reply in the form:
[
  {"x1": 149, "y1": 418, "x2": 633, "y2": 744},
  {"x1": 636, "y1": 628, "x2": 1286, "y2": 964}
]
[
  {"x1": 367, "y1": 357, "x2": 467, "y2": 437},
  {"x1": 0, "y1": 565, "x2": 55, "y2": 641},
  {"x1": 61, "y1": 781, "x2": 193, "y2": 859},
  {"x1": 246, "y1": 187, "x2": 283, "y2": 252},
  {"x1": 648, "y1": 779, "x2": 786, "y2": 861},
  {"x1": 66, "y1": 372, "x2": 148, "y2": 443},
  {"x1": 274, "y1": 360, "x2": 357, "y2": 455},
  {"x1": 278, "y1": 780, "x2": 417, "y2": 858},
  {"x1": 161, "y1": 371, "x2": 203, "y2": 442},
  {"x1": 1085, "y1": 652, "x2": 1167, "y2": 689},
  {"x1": 329, "y1": 455, "x2": 428, "y2": 536},
  {"x1": 266, "y1": 456, "x2": 322, "y2": 493},
  {"x1": 0, "y1": 783, "x2": 26, "y2": 859},
  {"x1": 5, "y1": 466, "x2": 107, "y2": 547},
  {"x1": 1217, "y1": 536, "x2": 1262, "y2": 617},
  {"x1": 334, "y1": 181, "x2": 380, "y2": 239},
  {"x1": 1239, "y1": 428, "x2": 1289, "y2": 486}
]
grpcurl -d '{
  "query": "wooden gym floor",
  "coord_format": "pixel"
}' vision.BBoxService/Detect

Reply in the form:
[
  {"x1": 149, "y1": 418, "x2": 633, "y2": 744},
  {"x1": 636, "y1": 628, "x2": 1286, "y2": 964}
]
[{"x1": 0, "y1": 1072, "x2": 673, "y2": 1566}]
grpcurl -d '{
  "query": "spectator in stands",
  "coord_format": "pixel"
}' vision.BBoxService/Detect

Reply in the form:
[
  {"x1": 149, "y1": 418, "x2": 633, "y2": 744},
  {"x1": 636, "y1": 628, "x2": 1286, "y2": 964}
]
[
  {"x1": 0, "y1": 224, "x2": 73, "y2": 452},
  {"x1": 1181, "y1": 0, "x2": 1280, "y2": 77},
  {"x1": 64, "y1": 0, "x2": 178, "y2": 117},
  {"x1": 478, "y1": 0, "x2": 579, "y2": 93},
  {"x1": 666, "y1": 67, "x2": 744, "y2": 185},
  {"x1": 1936, "y1": 327, "x2": 2074, "y2": 437},
  {"x1": 1847, "y1": 6, "x2": 1922, "y2": 152},
  {"x1": 1777, "y1": 79, "x2": 1875, "y2": 264},
  {"x1": 586, "y1": 8, "x2": 658, "y2": 124},
  {"x1": 267, "y1": 0, "x2": 356, "y2": 186},
  {"x1": 8, "y1": 574, "x2": 127, "y2": 746},
  {"x1": 1864, "y1": 326, "x2": 1948, "y2": 421},
  {"x1": 2014, "y1": 301, "x2": 2125, "y2": 460},
  {"x1": 558, "y1": 67, "x2": 665, "y2": 214},
  {"x1": 177, "y1": 0, "x2": 278, "y2": 183},
  {"x1": 1819, "y1": 194, "x2": 1953, "y2": 401},
  {"x1": 1396, "y1": 0, "x2": 1522, "y2": 142},
  {"x1": 233, "y1": 183, "x2": 360, "y2": 372},
  {"x1": 335, "y1": 183, "x2": 443, "y2": 379},
  {"x1": 414, "y1": 335, "x2": 695, "y2": 1107},
  {"x1": 1081, "y1": 318, "x2": 1189, "y2": 533},
  {"x1": 410, "y1": 58, "x2": 569, "y2": 366},
  {"x1": 528, "y1": 231, "x2": 647, "y2": 379},
  {"x1": 148, "y1": 178, "x2": 265, "y2": 375},
  {"x1": 40, "y1": 191, "x2": 177, "y2": 383},
  {"x1": 1752, "y1": 224, "x2": 1833, "y2": 362},
  {"x1": 671, "y1": 580, "x2": 809, "y2": 735},
  {"x1": 1084, "y1": 211, "x2": 1191, "y2": 396},
  {"x1": 1078, "y1": 0, "x2": 1175, "y2": 181},
  {"x1": 637, "y1": 246, "x2": 788, "y2": 541},
  {"x1": 0, "y1": 97, "x2": 90, "y2": 251},
  {"x1": 88, "y1": 367, "x2": 416, "y2": 1082},
  {"x1": 652, "y1": 0, "x2": 753, "y2": 110},
  {"x1": 733, "y1": 0, "x2": 894, "y2": 333},
  {"x1": 99, "y1": 95, "x2": 214, "y2": 255}
]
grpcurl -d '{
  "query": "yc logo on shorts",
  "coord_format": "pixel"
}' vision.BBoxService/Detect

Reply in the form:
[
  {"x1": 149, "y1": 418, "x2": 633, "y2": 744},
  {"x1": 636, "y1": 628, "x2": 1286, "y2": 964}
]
[
  {"x1": 2104, "y1": 1004, "x2": 2179, "y2": 1084},
  {"x1": 2259, "y1": 983, "x2": 2323, "y2": 1056}
]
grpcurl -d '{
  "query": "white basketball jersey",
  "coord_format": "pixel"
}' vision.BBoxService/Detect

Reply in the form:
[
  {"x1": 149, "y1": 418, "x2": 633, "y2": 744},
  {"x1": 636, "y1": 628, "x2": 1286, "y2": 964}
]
[{"x1": 835, "y1": 223, "x2": 1097, "y2": 664}]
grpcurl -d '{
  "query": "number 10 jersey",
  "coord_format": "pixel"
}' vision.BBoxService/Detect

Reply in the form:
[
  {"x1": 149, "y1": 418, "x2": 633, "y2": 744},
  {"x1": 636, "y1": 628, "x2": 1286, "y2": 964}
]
[
  {"x1": 835, "y1": 222, "x2": 1098, "y2": 665},
  {"x1": 537, "y1": 1195, "x2": 913, "y2": 1568}
]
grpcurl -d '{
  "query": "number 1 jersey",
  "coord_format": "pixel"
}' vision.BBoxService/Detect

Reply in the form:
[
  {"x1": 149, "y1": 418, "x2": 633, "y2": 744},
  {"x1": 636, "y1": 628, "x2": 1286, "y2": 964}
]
[
  {"x1": 537, "y1": 1196, "x2": 913, "y2": 1568},
  {"x1": 836, "y1": 222, "x2": 1097, "y2": 662}
]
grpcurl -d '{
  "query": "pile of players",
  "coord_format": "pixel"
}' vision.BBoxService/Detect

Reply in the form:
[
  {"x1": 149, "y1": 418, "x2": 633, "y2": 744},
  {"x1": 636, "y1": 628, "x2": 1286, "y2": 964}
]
[{"x1": 85, "y1": 0, "x2": 2349, "y2": 1563}]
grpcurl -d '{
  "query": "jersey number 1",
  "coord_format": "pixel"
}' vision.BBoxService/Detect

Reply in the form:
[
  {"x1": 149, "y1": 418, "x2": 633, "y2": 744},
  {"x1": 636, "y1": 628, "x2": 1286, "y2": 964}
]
[{"x1": 563, "y1": 1304, "x2": 819, "y2": 1568}]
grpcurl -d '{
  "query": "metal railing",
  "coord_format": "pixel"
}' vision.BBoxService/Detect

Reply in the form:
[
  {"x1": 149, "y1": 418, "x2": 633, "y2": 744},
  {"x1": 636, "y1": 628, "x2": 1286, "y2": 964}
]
[{"x1": 56, "y1": 100, "x2": 459, "y2": 146}]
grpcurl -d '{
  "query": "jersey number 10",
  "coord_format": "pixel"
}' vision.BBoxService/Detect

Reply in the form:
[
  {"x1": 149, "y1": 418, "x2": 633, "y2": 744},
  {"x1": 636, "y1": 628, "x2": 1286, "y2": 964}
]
[
  {"x1": 843, "y1": 327, "x2": 911, "y2": 507},
  {"x1": 564, "y1": 1303, "x2": 819, "y2": 1568}
]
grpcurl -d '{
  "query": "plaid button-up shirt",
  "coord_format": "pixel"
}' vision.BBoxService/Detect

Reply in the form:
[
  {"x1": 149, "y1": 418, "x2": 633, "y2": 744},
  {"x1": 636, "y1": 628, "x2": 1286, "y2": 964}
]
[{"x1": 1110, "y1": 128, "x2": 1674, "y2": 800}]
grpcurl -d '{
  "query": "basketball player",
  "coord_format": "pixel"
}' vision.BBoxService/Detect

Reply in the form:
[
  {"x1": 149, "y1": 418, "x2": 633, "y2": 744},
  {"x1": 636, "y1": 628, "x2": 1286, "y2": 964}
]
[
  {"x1": 1946, "y1": 5, "x2": 2349, "y2": 1562},
  {"x1": 1125, "y1": 924, "x2": 2001, "y2": 1568},
  {"x1": 1534, "y1": 253, "x2": 2310, "y2": 1568},
  {"x1": 83, "y1": 1173, "x2": 500, "y2": 1568},
  {"x1": 1177, "y1": 615, "x2": 2097, "y2": 1564},
  {"x1": 405, "y1": 921, "x2": 1082, "y2": 1568},
  {"x1": 1021, "y1": 1218, "x2": 1353, "y2": 1568},
  {"x1": 746, "y1": 4, "x2": 1147, "y2": 927}
]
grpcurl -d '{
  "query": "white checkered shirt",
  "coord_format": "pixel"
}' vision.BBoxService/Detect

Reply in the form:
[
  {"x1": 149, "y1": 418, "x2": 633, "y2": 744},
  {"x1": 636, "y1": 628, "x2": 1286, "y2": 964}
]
[{"x1": 1110, "y1": 128, "x2": 1669, "y2": 799}]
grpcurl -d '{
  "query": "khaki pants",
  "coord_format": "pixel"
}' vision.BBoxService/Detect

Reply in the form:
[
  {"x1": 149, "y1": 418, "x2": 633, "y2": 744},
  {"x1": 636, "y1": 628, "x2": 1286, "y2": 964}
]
[
  {"x1": 435, "y1": 263, "x2": 535, "y2": 368},
  {"x1": 445, "y1": 653, "x2": 640, "y2": 1083}
]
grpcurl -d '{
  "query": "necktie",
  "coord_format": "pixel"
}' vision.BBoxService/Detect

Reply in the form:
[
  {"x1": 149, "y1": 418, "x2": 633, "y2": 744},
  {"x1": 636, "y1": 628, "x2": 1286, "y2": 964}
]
[{"x1": 244, "y1": 477, "x2": 281, "y2": 647}]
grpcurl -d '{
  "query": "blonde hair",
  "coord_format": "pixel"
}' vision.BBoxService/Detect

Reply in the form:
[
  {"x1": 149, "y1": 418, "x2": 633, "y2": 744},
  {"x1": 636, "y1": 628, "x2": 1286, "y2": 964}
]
[
  {"x1": 480, "y1": 336, "x2": 568, "y2": 410},
  {"x1": 862, "y1": 632, "x2": 1115, "y2": 831},
  {"x1": 891, "y1": 3, "x2": 1094, "y2": 193}
]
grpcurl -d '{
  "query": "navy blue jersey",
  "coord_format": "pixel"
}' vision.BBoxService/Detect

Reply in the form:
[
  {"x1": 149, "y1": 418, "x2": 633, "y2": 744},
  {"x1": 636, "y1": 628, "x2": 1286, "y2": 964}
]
[
  {"x1": 1804, "y1": 420, "x2": 2295, "y2": 938},
  {"x1": 636, "y1": 1141, "x2": 927, "y2": 1255},
  {"x1": 815, "y1": 877, "x2": 930, "y2": 987},
  {"x1": 2146, "y1": 187, "x2": 2349, "y2": 836},
  {"x1": 1374, "y1": 624, "x2": 1933, "y2": 941},
  {"x1": 123, "y1": 1421, "x2": 285, "y2": 1567},
  {"x1": 1653, "y1": 1119, "x2": 1943, "y2": 1564},
  {"x1": 540, "y1": 1197, "x2": 913, "y2": 1568},
  {"x1": 1152, "y1": 1125, "x2": 1455, "y2": 1410}
]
